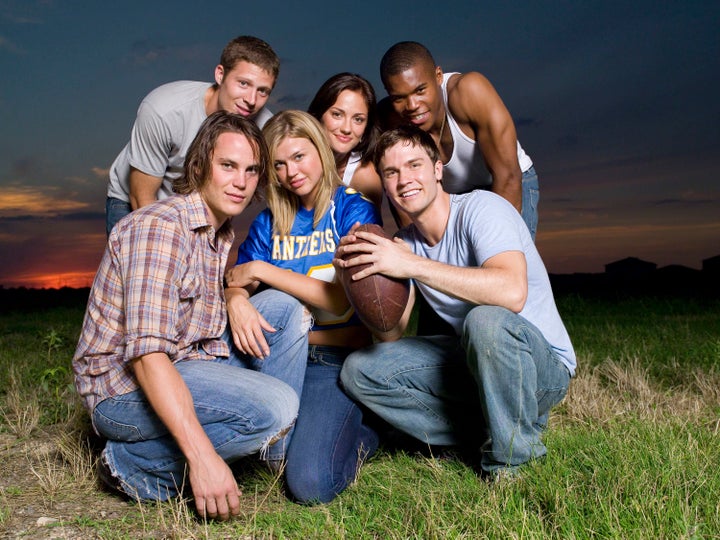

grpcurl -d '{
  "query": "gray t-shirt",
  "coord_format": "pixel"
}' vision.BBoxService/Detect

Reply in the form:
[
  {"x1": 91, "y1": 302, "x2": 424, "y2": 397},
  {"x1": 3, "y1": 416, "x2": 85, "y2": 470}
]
[
  {"x1": 107, "y1": 80, "x2": 272, "y2": 202},
  {"x1": 398, "y1": 191, "x2": 576, "y2": 375}
]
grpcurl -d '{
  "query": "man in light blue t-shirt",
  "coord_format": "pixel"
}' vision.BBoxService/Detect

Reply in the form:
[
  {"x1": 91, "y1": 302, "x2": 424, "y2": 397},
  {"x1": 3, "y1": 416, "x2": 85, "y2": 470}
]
[
  {"x1": 336, "y1": 125, "x2": 575, "y2": 479},
  {"x1": 106, "y1": 35, "x2": 279, "y2": 235}
]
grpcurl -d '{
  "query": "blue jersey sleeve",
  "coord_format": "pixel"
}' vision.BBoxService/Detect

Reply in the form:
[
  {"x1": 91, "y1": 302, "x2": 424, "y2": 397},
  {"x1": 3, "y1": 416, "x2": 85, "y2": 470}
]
[
  {"x1": 236, "y1": 209, "x2": 273, "y2": 265},
  {"x1": 336, "y1": 187, "x2": 382, "y2": 236}
]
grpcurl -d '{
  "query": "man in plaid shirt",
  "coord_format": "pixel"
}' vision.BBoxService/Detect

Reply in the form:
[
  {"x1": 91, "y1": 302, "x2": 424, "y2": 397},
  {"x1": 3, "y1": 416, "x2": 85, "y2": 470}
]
[{"x1": 73, "y1": 112, "x2": 304, "y2": 520}]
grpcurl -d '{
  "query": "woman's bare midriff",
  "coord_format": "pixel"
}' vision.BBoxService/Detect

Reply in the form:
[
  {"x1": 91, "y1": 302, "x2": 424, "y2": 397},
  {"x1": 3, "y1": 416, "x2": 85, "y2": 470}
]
[{"x1": 308, "y1": 326, "x2": 372, "y2": 349}]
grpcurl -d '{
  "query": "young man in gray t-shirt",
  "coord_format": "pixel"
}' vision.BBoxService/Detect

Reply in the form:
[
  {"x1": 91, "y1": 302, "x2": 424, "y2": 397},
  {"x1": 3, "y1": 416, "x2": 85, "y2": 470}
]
[
  {"x1": 336, "y1": 125, "x2": 575, "y2": 479},
  {"x1": 106, "y1": 35, "x2": 279, "y2": 235}
]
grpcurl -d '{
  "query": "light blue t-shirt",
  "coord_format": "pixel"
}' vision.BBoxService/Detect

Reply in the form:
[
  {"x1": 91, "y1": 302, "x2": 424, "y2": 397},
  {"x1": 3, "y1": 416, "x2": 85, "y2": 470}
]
[{"x1": 398, "y1": 191, "x2": 576, "y2": 375}]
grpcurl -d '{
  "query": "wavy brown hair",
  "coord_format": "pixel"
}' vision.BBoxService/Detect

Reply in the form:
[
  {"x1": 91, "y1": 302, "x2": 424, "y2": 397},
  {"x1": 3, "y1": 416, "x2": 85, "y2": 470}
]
[{"x1": 174, "y1": 111, "x2": 269, "y2": 197}]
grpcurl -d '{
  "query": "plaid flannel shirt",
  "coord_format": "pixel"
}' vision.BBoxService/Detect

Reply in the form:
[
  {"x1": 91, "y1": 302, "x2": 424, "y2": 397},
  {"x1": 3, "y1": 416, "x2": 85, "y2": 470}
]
[{"x1": 73, "y1": 192, "x2": 233, "y2": 413}]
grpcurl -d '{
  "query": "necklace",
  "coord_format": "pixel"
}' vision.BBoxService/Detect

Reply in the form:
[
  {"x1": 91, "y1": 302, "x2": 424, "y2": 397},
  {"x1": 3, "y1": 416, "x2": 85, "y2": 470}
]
[{"x1": 437, "y1": 110, "x2": 446, "y2": 144}]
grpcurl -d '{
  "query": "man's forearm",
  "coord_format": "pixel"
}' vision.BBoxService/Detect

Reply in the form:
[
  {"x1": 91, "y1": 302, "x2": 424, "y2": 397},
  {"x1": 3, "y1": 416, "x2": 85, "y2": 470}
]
[
  {"x1": 128, "y1": 168, "x2": 163, "y2": 210},
  {"x1": 410, "y1": 252, "x2": 527, "y2": 313},
  {"x1": 132, "y1": 351, "x2": 242, "y2": 519},
  {"x1": 491, "y1": 170, "x2": 522, "y2": 212},
  {"x1": 132, "y1": 352, "x2": 217, "y2": 465}
]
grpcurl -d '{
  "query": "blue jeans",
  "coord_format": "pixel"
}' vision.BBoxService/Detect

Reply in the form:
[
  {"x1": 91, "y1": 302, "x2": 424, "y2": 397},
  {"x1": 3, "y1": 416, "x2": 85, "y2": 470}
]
[
  {"x1": 341, "y1": 305, "x2": 569, "y2": 473},
  {"x1": 106, "y1": 197, "x2": 132, "y2": 236},
  {"x1": 521, "y1": 166, "x2": 539, "y2": 241},
  {"x1": 226, "y1": 289, "x2": 310, "y2": 462},
  {"x1": 285, "y1": 345, "x2": 379, "y2": 504},
  {"x1": 93, "y1": 360, "x2": 298, "y2": 501},
  {"x1": 93, "y1": 289, "x2": 308, "y2": 501}
]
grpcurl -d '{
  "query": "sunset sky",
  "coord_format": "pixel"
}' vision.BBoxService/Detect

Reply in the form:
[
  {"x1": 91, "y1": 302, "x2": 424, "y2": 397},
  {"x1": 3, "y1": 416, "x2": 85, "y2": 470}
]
[{"x1": 1, "y1": 1, "x2": 718, "y2": 289}]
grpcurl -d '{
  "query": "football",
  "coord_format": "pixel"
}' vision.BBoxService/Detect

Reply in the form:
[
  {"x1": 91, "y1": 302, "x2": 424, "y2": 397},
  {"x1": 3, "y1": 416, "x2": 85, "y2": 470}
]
[{"x1": 340, "y1": 223, "x2": 410, "y2": 332}]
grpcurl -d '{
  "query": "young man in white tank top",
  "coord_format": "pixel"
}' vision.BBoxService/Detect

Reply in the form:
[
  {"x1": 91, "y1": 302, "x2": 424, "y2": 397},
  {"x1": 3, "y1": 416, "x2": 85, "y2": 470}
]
[{"x1": 378, "y1": 41, "x2": 539, "y2": 240}]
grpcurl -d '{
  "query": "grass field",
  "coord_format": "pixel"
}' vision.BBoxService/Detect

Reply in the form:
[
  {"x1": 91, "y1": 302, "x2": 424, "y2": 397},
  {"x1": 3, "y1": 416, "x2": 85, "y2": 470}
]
[{"x1": 1, "y1": 294, "x2": 719, "y2": 539}]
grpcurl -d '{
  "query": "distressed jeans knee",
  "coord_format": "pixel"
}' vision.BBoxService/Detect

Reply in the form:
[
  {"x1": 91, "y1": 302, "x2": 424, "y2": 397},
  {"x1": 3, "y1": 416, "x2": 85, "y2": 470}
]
[
  {"x1": 95, "y1": 360, "x2": 299, "y2": 501},
  {"x1": 462, "y1": 305, "x2": 569, "y2": 471}
]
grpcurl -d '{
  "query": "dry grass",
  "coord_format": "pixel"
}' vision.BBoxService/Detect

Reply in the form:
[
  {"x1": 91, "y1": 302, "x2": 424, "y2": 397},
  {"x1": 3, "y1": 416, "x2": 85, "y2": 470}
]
[
  {"x1": 558, "y1": 357, "x2": 720, "y2": 429},
  {"x1": 2, "y1": 356, "x2": 718, "y2": 538},
  {"x1": 1, "y1": 367, "x2": 41, "y2": 439},
  {"x1": 2, "y1": 299, "x2": 719, "y2": 537}
]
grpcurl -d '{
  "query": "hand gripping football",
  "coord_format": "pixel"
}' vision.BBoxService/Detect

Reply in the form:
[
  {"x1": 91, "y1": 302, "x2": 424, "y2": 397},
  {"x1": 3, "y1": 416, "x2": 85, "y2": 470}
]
[{"x1": 340, "y1": 224, "x2": 410, "y2": 332}]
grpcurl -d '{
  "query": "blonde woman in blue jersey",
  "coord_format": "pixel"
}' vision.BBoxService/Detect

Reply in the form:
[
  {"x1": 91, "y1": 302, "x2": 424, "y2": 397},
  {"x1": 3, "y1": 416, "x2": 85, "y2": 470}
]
[{"x1": 224, "y1": 110, "x2": 381, "y2": 504}]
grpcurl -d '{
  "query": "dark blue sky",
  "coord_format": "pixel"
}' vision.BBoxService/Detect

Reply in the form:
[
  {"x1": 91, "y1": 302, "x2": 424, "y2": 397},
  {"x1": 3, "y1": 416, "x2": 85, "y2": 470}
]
[{"x1": 1, "y1": 0, "x2": 718, "y2": 288}]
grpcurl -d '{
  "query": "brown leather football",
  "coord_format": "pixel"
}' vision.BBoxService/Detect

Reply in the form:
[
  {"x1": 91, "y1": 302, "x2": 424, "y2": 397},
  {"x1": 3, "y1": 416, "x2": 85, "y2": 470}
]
[{"x1": 340, "y1": 223, "x2": 410, "y2": 332}]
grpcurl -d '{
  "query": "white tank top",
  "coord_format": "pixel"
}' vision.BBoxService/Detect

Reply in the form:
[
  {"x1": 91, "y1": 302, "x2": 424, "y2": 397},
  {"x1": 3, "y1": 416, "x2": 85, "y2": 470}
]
[
  {"x1": 341, "y1": 152, "x2": 362, "y2": 186},
  {"x1": 441, "y1": 73, "x2": 533, "y2": 193}
]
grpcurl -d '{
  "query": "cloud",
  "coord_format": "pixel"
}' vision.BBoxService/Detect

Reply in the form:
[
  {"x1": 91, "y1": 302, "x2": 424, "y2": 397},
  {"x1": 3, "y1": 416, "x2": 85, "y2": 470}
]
[
  {"x1": 653, "y1": 190, "x2": 717, "y2": 206},
  {"x1": 8, "y1": 270, "x2": 96, "y2": 289},
  {"x1": 92, "y1": 166, "x2": 110, "y2": 178},
  {"x1": 123, "y1": 40, "x2": 211, "y2": 67},
  {"x1": 536, "y1": 220, "x2": 720, "y2": 273},
  {"x1": 540, "y1": 221, "x2": 720, "y2": 241},
  {"x1": 0, "y1": 5, "x2": 43, "y2": 25},
  {"x1": 0, "y1": 34, "x2": 24, "y2": 54},
  {"x1": 0, "y1": 225, "x2": 106, "y2": 288},
  {"x1": 653, "y1": 198, "x2": 714, "y2": 207},
  {"x1": 10, "y1": 157, "x2": 37, "y2": 178},
  {"x1": 124, "y1": 40, "x2": 166, "y2": 66},
  {"x1": 547, "y1": 197, "x2": 575, "y2": 204},
  {"x1": 57, "y1": 211, "x2": 104, "y2": 221},
  {"x1": 0, "y1": 210, "x2": 106, "y2": 222},
  {"x1": 0, "y1": 186, "x2": 88, "y2": 218},
  {"x1": 64, "y1": 175, "x2": 94, "y2": 187},
  {"x1": 0, "y1": 214, "x2": 34, "y2": 222}
]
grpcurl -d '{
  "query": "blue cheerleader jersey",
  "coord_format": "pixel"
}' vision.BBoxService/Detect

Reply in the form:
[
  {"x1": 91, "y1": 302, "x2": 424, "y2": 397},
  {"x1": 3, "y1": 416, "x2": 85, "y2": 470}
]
[{"x1": 236, "y1": 187, "x2": 381, "y2": 331}]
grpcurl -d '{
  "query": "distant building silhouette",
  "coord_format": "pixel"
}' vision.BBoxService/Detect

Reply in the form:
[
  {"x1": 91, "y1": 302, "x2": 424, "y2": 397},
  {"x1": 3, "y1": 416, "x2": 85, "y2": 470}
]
[
  {"x1": 655, "y1": 264, "x2": 699, "y2": 277},
  {"x1": 702, "y1": 255, "x2": 720, "y2": 275},
  {"x1": 551, "y1": 254, "x2": 718, "y2": 298},
  {"x1": 604, "y1": 257, "x2": 657, "y2": 277}
]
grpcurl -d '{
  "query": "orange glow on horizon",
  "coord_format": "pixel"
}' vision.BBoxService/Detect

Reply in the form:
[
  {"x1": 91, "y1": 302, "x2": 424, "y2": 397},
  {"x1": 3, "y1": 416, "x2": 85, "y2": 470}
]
[
  {"x1": 2, "y1": 271, "x2": 96, "y2": 290},
  {"x1": 0, "y1": 201, "x2": 717, "y2": 289}
]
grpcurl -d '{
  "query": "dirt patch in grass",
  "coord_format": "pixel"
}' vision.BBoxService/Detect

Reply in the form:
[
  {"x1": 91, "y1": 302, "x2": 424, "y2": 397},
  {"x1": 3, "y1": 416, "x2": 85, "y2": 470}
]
[{"x1": 1, "y1": 425, "x2": 135, "y2": 539}]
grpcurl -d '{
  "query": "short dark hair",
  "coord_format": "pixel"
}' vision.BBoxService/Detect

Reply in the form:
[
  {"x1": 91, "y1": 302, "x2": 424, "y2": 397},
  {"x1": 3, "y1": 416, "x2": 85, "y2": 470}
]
[
  {"x1": 174, "y1": 111, "x2": 269, "y2": 196},
  {"x1": 372, "y1": 125, "x2": 440, "y2": 174},
  {"x1": 307, "y1": 72, "x2": 378, "y2": 157},
  {"x1": 380, "y1": 41, "x2": 436, "y2": 87},
  {"x1": 220, "y1": 35, "x2": 280, "y2": 81}
]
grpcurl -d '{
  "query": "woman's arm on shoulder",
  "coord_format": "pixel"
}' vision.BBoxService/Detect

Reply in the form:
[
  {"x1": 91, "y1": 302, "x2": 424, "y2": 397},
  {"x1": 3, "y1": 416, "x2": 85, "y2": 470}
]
[{"x1": 349, "y1": 162, "x2": 383, "y2": 209}]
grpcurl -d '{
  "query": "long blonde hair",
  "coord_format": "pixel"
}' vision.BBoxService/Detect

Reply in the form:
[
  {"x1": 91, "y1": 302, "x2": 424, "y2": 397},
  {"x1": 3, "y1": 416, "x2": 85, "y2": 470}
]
[{"x1": 262, "y1": 110, "x2": 343, "y2": 236}]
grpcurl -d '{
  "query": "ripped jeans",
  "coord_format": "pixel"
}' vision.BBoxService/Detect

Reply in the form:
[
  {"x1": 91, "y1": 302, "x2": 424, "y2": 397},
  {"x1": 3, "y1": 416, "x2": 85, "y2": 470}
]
[{"x1": 94, "y1": 359, "x2": 299, "y2": 501}]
